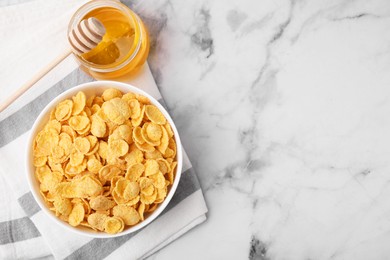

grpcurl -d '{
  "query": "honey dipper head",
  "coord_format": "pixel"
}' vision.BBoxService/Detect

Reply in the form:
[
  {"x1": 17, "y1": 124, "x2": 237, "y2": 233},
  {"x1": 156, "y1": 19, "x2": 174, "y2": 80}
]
[{"x1": 68, "y1": 17, "x2": 106, "y2": 55}]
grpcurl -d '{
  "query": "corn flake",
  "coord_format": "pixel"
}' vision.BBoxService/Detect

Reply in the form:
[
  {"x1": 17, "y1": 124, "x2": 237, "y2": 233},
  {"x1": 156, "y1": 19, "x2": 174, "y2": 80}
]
[
  {"x1": 69, "y1": 203, "x2": 85, "y2": 226},
  {"x1": 104, "y1": 217, "x2": 124, "y2": 234},
  {"x1": 109, "y1": 139, "x2": 129, "y2": 158},
  {"x1": 90, "y1": 195, "x2": 116, "y2": 211},
  {"x1": 55, "y1": 100, "x2": 73, "y2": 121},
  {"x1": 91, "y1": 114, "x2": 106, "y2": 138},
  {"x1": 88, "y1": 213, "x2": 108, "y2": 231},
  {"x1": 144, "y1": 160, "x2": 159, "y2": 176},
  {"x1": 145, "y1": 105, "x2": 166, "y2": 125},
  {"x1": 53, "y1": 197, "x2": 73, "y2": 216},
  {"x1": 125, "y1": 163, "x2": 144, "y2": 182},
  {"x1": 72, "y1": 91, "x2": 86, "y2": 115},
  {"x1": 102, "y1": 97, "x2": 131, "y2": 125},
  {"x1": 102, "y1": 88, "x2": 122, "y2": 101},
  {"x1": 113, "y1": 205, "x2": 140, "y2": 226}
]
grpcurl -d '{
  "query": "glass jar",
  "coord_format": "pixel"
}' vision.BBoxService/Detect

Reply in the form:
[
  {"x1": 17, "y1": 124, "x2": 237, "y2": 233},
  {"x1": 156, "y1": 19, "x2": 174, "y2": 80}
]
[{"x1": 68, "y1": 0, "x2": 150, "y2": 79}]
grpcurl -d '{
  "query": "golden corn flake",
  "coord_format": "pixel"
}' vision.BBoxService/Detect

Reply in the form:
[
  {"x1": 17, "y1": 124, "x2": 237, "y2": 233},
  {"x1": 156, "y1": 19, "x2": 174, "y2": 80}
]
[
  {"x1": 34, "y1": 129, "x2": 59, "y2": 156},
  {"x1": 40, "y1": 171, "x2": 63, "y2": 193},
  {"x1": 91, "y1": 104, "x2": 100, "y2": 115},
  {"x1": 53, "y1": 197, "x2": 73, "y2": 216},
  {"x1": 124, "y1": 149, "x2": 143, "y2": 166},
  {"x1": 91, "y1": 114, "x2": 106, "y2": 138},
  {"x1": 93, "y1": 96, "x2": 104, "y2": 106},
  {"x1": 102, "y1": 97, "x2": 131, "y2": 125},
  {"x1": 104, "y1": 216, "x2": 124, "y2": 234},
  {"x1": 76, "y1": 175, "x2": 103, "y2": 198},
  {"x1": 147, "y1": 203, "x2": 158, "y2": 213},
  {"x1": 44, "y1": 120, "x2": 61, "y2": 134},
  {"x1": 156, "y1": 187, "x2": 167, "y2": 203},
  {"x1": 81, "y1": 198, "x2": 91, "y2": 215},
  {"x1": 136, "y1": 94, "x2": 150, "y2": 104},
  {"x1": 168, "y1": 162, "x2": 177, "y2": 184},
  {"x1": 146, "y1": 123, "x2": 162, "y2": 141},
  {"x1": 144, "y1": 160, "x2": 159, "y2": 176},
  {"x1": 122, "y1": 92, "x2": 136, "y2": 101},
  {"x1": 69, "y1": 152, "x2": 84, "y2": 166},
  {"x1": 138, "y1": 203, "x2": 145, "y2": 221},
  {"x1": 86, "y1": 136, "x2": 99, "y2": 155},
  {"x1": 99, "y1": 165, "x2": 122, "y2": 185},
  {"x1": 140, "y1": 189, "x2": 157, "y2": 205},
  {"x1": 55, "y1": 100, "x2": 73, "y2": 121},
  {"x1": 131, "y1": 105, "x2": 145, "y2": 127},
  {"x1": 139, "y1": 177, "x2": 154, "y2": 195},
  {"x1": 69, "y1": 115, "x2": 90, "y2": 132},
  {"x1": 134, "y1": 141, "x2": 155, "y2": 153},
  {"x1": 112, "y1": 205, "x2": 140, "y2": 226},
  {"x1": 54, "y1": 182, "x2": 77, "y2": 198},
  {"x1": 90, "y1": 195, "x2": 116, "y2": 211},
  {"x1": 65, "y1": 159, "x2": 87, "y2": 176},
  {"x1": 72, "y1": 91, "x2": 86, "y2": 115},
  {"x1": 112, "y1": 125, "x2": 132, "y2": 144},
  {"x1": 88, "y1": 213, "x2": 108, "y2": 231},
  {"x1": 145, "y1": 105, "x2": 166, "y2": 125},
  {"x1": 106, "y1": 156, "x2": 126, "y2": 171},
  {"x1": 96, "y1": 108, "x2": 109, "y2": 122},
  {"x1": 84, "y1": 107, "x2": 92, "y2": 117},
  {"x1": 86, "y1": 94, "x2": 95, "y2": 107},
  {"x1": 61, "y1": 125, "x2": 76, "y2": 142},
  {"x1": 125, "y1": 195, "x2": 140, "y2": 206},
  {"x1": 149, "y1": 172, "x2": 166, "y2": 189},
  {"x1": 141, "y1": 123, "x2": 160, "y2": 146},
  {"x1": 123, "y1": 182, "x2": 140, "y2": 200},
  {"x1": 108, "y1": 139, "x2": 129, "y2": 157},
  {"x1": 69, "y1": 203, "x2": 85, "y2": 227},
  {"x1": 87, "y1": 158, "x2": 103, "y2": 173},
  {"x1": 157, "y1": 158, "x2": 170, "y2": 175},
  {"x1": 145, "y1": 149, "x2": 163, "y2": 160},
  {"x1": 102, "y1": 88, "x2": 122, "y2": 101},
  {"x1": 128, "y1": 99, "x2": 141, "y2": 118},
  {"x1": 98, "y1": 141, "x2": 108, "y2": 159},
  {"x1": 51, "y1": 145, "x2": 66, "y2": 162},
  {"x1": 164, "y1": 123, "x2": 174, "y2": 138},
  {"x1": 113, "y1": 178, "x2": 130, "y2": 197},
  {"x1": 74, "y1": 137, "x2": 90, "y2": 154},
  {"x1": 125, "y1": 163, "x2": 144, "y2": 182},
  {"x1": 133, "y1": 126, "x2": 144, "y2": 144},
  {"x1": 157, "y1": 126, "x2": 169, "y2": 154},
  {"x1": 59, "y1": 133, "x2": 72, "y2": 156},
  {"x1": 33, "y1": 156, "x2": 47, "y2": 167},
  {"x1": 32, "y1": 89, "x2": 178, "y2": 234}
]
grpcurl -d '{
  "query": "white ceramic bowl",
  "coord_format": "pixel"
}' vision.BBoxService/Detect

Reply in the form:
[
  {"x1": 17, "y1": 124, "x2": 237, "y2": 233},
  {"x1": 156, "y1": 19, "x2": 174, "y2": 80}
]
[{"x1": 26, "y1": 81, "x2": 183, "y2": 238}]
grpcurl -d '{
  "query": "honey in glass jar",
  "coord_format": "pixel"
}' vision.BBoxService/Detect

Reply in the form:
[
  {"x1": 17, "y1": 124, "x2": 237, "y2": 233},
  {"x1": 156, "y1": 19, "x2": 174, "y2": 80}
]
[{"x1": 68, "y1": 0, "x2": 150, "y2": 79}]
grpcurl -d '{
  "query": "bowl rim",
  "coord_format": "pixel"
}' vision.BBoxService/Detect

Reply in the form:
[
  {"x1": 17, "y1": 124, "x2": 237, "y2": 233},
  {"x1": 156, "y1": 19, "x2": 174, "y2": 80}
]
[{"x1": 25, "y1": 80, "x2": 183, "y2": 238}]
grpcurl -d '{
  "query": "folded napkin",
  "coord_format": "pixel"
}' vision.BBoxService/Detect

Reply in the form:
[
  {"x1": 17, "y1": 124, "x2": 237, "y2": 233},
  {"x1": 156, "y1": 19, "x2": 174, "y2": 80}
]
[{"x1": 0, "y1": 0, "x2": 207, "y2": 259}]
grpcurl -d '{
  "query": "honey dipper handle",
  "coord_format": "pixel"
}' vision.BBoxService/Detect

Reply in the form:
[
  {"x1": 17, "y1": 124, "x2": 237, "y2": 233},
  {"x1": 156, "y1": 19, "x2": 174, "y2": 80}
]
[{"x1": 0, "y1": 48, "x2": 72, "y2": 113}]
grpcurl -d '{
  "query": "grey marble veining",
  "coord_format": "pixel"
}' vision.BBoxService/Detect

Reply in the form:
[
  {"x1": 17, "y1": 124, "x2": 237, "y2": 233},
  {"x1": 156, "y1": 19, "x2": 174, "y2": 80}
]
[{"x1": 133, "y1": 0, "x2": 390, "y2": 259}]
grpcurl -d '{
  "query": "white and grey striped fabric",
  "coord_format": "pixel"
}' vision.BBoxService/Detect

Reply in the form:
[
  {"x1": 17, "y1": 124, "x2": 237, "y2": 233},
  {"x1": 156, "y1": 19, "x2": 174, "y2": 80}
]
[{"x1": 0, "y1": 1, "x2": 208, "y2": 259}]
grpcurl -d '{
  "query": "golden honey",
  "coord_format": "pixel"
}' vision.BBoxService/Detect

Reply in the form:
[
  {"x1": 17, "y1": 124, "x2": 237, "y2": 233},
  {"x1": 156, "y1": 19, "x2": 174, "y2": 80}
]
[{"x1": 68, "y1": 1, "x2": 149, "y2": 79}]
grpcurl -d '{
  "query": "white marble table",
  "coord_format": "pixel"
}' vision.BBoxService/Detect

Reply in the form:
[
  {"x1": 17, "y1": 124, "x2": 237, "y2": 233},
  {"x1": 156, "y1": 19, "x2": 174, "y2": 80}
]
[{"x1": 133, "y1": 0, "x2": 390, "y2": 259}]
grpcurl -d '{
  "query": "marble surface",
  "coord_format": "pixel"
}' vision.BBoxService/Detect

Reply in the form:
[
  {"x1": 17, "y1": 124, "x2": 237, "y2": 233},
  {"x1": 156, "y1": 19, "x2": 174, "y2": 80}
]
[{"x1": 130, "y1": 0, "x2": 390, "y2": 259}]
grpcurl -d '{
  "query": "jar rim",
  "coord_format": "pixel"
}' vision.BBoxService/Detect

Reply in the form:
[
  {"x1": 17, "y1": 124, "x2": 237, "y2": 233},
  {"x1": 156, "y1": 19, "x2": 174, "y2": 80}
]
[{"x1": 68, "y1": 0, "x2": 143, "y2": 73}]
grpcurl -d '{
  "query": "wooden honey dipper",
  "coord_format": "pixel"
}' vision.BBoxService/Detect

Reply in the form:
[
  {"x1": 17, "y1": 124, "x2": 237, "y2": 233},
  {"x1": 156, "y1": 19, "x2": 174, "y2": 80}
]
[{"x1": 0, "y1": 17, "x2": 106, "y2": 113}]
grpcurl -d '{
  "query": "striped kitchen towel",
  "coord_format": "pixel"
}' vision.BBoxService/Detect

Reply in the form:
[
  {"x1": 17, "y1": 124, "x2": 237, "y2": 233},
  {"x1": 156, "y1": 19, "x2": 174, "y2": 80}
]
[{"x1": 0, "y1": 0, "x2": 208, "y2": 259}]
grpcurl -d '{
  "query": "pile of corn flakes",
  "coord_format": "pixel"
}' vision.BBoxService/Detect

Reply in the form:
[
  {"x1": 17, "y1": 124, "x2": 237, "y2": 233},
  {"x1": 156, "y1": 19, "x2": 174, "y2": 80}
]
[{"x1": 32, "y1": 89, "x2": 178, "y2": 234}]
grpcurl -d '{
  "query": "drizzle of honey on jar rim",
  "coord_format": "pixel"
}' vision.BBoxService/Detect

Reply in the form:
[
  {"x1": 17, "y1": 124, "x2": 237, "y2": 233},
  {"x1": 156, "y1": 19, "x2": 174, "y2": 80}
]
[{"x1": 78, "y1": 6, "x2": 149, "y2": 78}]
